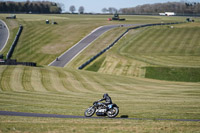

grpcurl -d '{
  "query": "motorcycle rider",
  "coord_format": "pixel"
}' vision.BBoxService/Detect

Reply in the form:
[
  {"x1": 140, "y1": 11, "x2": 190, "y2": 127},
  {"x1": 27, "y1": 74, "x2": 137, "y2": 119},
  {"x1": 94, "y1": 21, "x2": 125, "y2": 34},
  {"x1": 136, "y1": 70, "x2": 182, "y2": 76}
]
[{"x1": 97, "y1": 93, "x2": 112, "y2": 107}]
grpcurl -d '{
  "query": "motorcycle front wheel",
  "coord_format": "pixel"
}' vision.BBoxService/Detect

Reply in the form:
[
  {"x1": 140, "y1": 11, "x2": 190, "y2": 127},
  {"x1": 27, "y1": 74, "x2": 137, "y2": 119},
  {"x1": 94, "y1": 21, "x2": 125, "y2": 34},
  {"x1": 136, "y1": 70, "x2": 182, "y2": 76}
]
[
  {"x1": 84, "y1": 106, "x2": 96, "y2": 117},
  {"x1": 107, "y1": 107, "x2": 119, "y2": 118}
]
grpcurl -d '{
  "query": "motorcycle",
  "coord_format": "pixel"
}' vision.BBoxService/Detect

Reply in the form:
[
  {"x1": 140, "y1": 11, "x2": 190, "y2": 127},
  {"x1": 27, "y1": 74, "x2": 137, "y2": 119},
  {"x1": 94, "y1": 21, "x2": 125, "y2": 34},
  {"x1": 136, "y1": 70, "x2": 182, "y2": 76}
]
[{"x1": 84, "y1": 101, "x2": 119, "y2": 118}]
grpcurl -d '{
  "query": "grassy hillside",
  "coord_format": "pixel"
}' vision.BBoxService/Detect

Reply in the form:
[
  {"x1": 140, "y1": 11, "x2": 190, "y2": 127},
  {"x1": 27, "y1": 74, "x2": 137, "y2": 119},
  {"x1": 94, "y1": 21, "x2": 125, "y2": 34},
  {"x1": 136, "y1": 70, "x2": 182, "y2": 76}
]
[
  {"x1": 0, "y1": 14, "x2": 199, "y2": 132},
  {"x1": 0, "y1": 14, "x2": 185, "y2": 65},
  {"x1": 1, "y1": 116, "x2": 200, "y2": 133},
  {"x1": 0, "y1": 65, "x2": 200, "y2": 119},
  {"x1": 82, "y1": 22, "x2": 200, "y2": 81},
  {"x1": 119, "y1": 23, "x2": 200, "y2": 66},
  {"x1": 0, "y1": 65, "x2": 200, "y2": 132}
]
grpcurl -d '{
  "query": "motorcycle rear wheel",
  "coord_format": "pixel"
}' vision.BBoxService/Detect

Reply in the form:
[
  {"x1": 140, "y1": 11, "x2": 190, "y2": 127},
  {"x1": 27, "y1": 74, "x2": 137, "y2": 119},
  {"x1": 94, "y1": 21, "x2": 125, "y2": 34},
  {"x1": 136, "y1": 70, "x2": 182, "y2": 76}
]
[
  {"x1": 84, "y1": 107, "x2": 96, "y2": 117},
  {"x1": 107, "y1": 107, "x2": 119, "y2": 118}
]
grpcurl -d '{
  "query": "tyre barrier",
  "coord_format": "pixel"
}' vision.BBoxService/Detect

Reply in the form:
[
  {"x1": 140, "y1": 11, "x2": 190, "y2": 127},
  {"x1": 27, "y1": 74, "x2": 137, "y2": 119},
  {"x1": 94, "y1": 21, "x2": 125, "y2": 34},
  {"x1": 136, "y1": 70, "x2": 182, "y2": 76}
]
[
  {"x1": 78, "y1": 22, "x2": 184, "y2": 70},
  {"x1": 6, "y1": 25, "x2": 23, "y2": 59},
  {"x1": 0, "y1": 59, "x2": 36, "y2": 67}
]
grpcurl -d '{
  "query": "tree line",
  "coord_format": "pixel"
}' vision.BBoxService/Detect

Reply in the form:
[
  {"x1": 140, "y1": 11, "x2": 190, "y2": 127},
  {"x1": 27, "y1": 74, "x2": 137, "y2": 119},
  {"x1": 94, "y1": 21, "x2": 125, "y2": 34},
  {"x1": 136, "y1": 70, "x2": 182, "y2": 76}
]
[
  {"x1": 0, "y1": 1, "x2": 62, "y2": 14},
  {"x1": 118, "y1": 2, "x2": 200, "y2": 15},
  {"x1": 102, "y1": 7, "x2": 118, "y2": 14}
]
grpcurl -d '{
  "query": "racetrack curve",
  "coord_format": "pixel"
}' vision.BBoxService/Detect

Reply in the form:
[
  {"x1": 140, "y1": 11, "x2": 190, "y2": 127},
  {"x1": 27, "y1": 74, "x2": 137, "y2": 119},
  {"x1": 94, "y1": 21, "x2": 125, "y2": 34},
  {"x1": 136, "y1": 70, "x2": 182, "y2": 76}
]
[
  {"x1": 48, "y1": 24, "x2": 141, "y2": 67},
  {"x1": 0, "y1": 19, "x2": 9, "y2": 52},
  {"x1": 1, "y1": 111, "x2": 200, "y2": 122}
]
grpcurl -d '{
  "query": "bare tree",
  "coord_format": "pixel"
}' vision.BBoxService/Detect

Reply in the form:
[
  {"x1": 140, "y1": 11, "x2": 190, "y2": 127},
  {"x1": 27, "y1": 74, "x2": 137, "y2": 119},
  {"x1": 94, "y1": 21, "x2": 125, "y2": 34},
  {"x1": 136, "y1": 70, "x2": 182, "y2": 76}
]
[
  {"x1": 69, "y1": 5, "x2": 75, "y2": 13},
  {"x1": 57, "y1": 3, "x2": 65, "y2": 12},
  {"x1": 78, "y1": 6, "x2": 84, "y2": 14},
  {"x1": 102, "y1": 7, "x2": 108, "y2": 13},
  {"x1": 108, "y1": 7, "x2": 117, "y2": 14}
]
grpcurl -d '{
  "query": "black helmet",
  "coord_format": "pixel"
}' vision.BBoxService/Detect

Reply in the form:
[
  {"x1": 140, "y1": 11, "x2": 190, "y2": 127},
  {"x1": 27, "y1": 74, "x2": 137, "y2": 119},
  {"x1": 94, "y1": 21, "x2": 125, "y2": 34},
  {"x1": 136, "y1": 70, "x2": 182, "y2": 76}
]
[{"x1": 103, "y1": 93, "x2": 108, "y2": 98}]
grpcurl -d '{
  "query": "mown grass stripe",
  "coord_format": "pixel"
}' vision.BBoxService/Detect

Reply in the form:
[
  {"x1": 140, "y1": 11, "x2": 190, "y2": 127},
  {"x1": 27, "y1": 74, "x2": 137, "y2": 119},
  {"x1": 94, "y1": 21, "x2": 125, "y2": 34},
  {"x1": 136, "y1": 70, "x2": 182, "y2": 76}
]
[
  {"x1": 193, "y1": 28, "x2": 200, "y2": 54},
  {"x1": 85, "y1": 75, "x2": 107, "y2": 92},
  {"x1": 161, "y1": 29, "x2": 180, "y2": 54},
  {"x1": 159, "y1": 28, "x2": 178, "y2": 55},
  {"x1": 73, "y1": 72, "x2": 95, "y2": 92},
  {"x1": 10, "y1": 66, "x2": 25, "y2": 92},
  {"x1": 142, "y1": 29, "x2": 165, "y2": 53},
  {"x1": 62, "y1": 71, "x2": 84, "y2": 93},
  {"x1": 127, "y1": 28, "x2": 153, "y2": 53},
  {"x1": 185, "y1": 28, "x2": 200, "y2": 55},
  {"x1": 56, "y1": 69, "x2": 79, "y2": 93},
  {"x1": 64, "y1": 71, "x2": 91, "y2": 93},
  {"x1": 16, "y1": 26, "x2": 50, "y2": 50},
  {"x1": 0, "y1": 66, "x2": 8, "y2": 91},
  {"x1": 13, "y1": 26, "x2": 53, "y2": 58},
  {"x1": 15, "y1": 27, "x2": 52, "y2": 56},
  {"x1": 135, "y1": 28, "x2": 158, "y2": 52},
  {"x1": 0, "y1": 66, "x2": 14, "y2": 91},
  {"x1": 152, "y1": 29, "x2": 172, "y2": 53},
  {"x1": 31, "y1": 67, "x2": 48, "y2": 92},
  {"x1": 90, "y1": 75, "x2": 120, "y2": 92},
  {"x1": 186, "y1": 28, "x2": 198, "y2": 55},
  {"x1": 40, "y1": 68, "x2": 57, "y2": 92},
  {"x1": 32, "y1": 54, "x2": 52, "y2": 66},
  {"x1": 175, "y1": 28, "x2": 192, "y2": 55},
  {"x1": 135, "y1": 55, "x2": 199, "y2": 67},
  {"x1": 75, "y1": 71, "x2": 107, "y2": 92},
  {"x1": 22, "y1": 67, "x2": 34, "y2": 92},
  {"x1": 50, "y1": 68, "x2": 70, "y2": 93}
]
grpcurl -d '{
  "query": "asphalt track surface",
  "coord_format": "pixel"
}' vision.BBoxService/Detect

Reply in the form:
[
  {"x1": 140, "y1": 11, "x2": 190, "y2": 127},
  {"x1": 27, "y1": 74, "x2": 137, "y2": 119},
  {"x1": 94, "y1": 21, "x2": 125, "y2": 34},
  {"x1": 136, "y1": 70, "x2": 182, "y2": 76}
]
[
  {"x1": 0, "y1": 19, "x2": 9, "y2": 52},
  {"x1": 49, "y1": 24, "x2": 141, "y2": 67},
  {"x1": 0, "y1": 111, "x2": 200, "y2": 122}
]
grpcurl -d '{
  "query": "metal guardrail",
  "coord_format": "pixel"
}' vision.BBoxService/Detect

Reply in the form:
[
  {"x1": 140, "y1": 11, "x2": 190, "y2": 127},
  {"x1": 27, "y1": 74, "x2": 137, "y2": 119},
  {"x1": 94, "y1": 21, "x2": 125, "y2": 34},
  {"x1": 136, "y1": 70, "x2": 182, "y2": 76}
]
[{"x1": 78, "y1": 22, "x2": 184, "y2": 70}]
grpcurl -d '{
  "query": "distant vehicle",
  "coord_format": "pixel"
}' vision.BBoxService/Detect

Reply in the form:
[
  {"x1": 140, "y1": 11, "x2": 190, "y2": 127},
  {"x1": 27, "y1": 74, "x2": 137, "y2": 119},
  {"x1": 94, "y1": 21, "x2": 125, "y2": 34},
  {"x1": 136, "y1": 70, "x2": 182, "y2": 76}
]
[
  {"x1": 6, "y1": 14, "x2": 16, "y2": 19},
  {"x1": 108, "y1": 13, "x2": 126, "y2": 21},
  {"x1": 84, "y1": 101, "x2": 119, "y2": 118},
  {"x1": 159, "y1": 12, "x2": 175, "y2": 16},
  {"x1": 46, "y1": 20, "x2": 49, "y2": 24},
  {"x1": 186, "y1": 18, "x2": 195, "y2": 22}
]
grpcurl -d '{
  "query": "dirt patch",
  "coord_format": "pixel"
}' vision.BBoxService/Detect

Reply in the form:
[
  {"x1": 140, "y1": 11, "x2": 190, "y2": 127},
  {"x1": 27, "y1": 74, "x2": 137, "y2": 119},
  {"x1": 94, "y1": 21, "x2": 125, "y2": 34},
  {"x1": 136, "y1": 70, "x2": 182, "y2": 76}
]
[{"x1": 41, "y1": 43, "x2": 67, "y2": 54}]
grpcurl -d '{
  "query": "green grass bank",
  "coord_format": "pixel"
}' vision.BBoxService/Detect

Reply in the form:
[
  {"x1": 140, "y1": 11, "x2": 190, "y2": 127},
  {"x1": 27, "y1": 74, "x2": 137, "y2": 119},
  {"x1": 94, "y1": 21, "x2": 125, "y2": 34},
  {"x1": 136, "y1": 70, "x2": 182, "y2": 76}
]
[
  {"x1": 0, "y1": 14, "x2": 199, "y2": 132},
  {"x1": 81, "y1": 22, "x2": 200, "y2": 82}
]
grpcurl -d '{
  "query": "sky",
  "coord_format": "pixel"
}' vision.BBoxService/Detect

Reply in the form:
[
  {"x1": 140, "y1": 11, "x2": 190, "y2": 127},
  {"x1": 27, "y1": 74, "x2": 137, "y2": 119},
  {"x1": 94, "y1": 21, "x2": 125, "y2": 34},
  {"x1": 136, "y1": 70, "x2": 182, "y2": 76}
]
[{"x1": 12, "y1": 0, "x2": 200, "y2": 13}]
